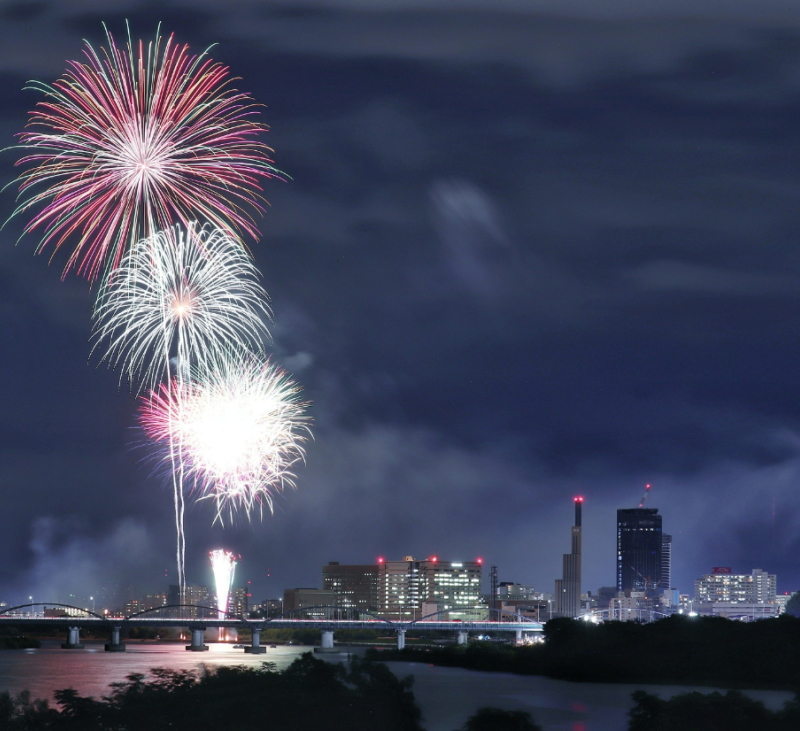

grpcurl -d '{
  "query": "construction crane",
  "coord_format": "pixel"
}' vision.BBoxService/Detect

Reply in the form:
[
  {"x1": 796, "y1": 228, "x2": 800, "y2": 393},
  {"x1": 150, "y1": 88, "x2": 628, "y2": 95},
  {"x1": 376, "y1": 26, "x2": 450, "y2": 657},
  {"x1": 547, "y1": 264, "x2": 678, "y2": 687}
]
[{"x1": 638, "y1": 483, "x2": 652, "y2": 508}]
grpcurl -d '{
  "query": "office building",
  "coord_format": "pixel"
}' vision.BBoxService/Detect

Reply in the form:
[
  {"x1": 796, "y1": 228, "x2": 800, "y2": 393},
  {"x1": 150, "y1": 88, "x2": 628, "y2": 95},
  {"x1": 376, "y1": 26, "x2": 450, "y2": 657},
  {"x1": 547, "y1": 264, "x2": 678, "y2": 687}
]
[
  {"x1": 616, "y1": 508, "x2": 662, "y2": 595},
  {"x1": 283, "y1": 588, "x2": 338, "y2": 619},
  {"x1": 554, "y1": 497, "x2": 583, "y2": 618},
  {"x1": 497, "y1": 583, "x2": 538, "y2": 600},
  {"x1": 322, "y1": 562, "x2": 379, "y2": 613},
  {"x1": 378, "y1": 556, "x2": 484, "y2": 620},
  {"x1": 418, "y1": 557, "x2": 484, "y2": 619},
  {"x1": 379, "y1": 557, "x2": 421, "y2": 620},
  {"x1": 258, "y1": 599, "x2": 283, "y2": 617},
  {"x1": 694, "y1": 568, "x2": 776, "y2": 604}
]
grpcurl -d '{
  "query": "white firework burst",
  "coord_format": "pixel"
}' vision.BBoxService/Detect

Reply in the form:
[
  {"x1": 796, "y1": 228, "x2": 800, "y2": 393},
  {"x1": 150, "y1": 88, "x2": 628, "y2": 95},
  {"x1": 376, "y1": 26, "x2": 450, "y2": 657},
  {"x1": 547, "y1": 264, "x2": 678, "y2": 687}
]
[
  {"x1": 140, "y1": 354, "x2": 312, "y2": 524},
  {"x1": 91, "y1": 222, "x2": 271, "y2": 392}
]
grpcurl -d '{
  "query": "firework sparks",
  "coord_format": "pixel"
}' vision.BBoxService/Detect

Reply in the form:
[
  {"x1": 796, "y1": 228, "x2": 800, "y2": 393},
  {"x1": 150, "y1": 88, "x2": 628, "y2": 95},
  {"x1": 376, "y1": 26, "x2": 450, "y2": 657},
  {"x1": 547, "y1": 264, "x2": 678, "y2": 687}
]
[
  {"x1": 93, "y1": 222, "x2": 270, "y2": 592},
  {"x1": 140, "y1": 355, "x2": 312, "y2": 524},
  {"x1": 210, "y1": 549, "x2": 237, "y2": 639},
  {"x1": 9, "y1": 24, "x2": 280, "y2": 281},
  {"x1": 92, "y1": 222, "x2": 271, "y2": 393}
]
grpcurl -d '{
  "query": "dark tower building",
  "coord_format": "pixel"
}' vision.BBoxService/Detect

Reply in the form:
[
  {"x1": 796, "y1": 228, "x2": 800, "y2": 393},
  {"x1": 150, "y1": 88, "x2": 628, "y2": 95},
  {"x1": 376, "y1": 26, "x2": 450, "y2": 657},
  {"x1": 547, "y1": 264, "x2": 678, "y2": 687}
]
[
  {"x1": 616, "y1": 508, "x2": 662, "y2": 594},
  {"x1": 554, "y1": 497, "x2": 583, "y2": 618},
  {"x1": 322, "y1": 562, "x2": 379, "y2": 613}
]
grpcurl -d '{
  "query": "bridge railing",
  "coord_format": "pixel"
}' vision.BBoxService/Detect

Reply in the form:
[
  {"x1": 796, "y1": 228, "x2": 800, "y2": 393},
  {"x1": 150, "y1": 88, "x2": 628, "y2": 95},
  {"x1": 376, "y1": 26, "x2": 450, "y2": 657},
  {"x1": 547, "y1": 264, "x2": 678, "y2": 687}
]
[
  {"x1": 124, "y1": 604, "x2": 245, "y2": 622},
  {"x1": 0, "y1": 603, "x2": 106, "y2": 620}
]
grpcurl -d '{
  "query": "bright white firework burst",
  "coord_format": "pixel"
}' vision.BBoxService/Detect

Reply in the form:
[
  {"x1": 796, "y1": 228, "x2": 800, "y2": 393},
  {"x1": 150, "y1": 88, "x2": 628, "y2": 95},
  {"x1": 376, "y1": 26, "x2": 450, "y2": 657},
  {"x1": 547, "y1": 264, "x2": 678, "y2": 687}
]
[
  {"x1": 140, "y1": 355, "x2": 312, "y2": 524},
  {"x1": 210, "y1": 548, "x2": 237, "y2": 634},
  {"x1": 91, "y1": 222, "x2": 271, "y2": 392}
]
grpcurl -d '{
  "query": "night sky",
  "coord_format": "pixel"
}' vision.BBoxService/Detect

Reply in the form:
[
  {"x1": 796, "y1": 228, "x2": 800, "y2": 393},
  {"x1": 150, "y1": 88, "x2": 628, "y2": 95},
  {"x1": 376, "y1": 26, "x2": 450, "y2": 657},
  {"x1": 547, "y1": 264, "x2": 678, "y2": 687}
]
[{"x1": 2, "y1": 0, "x2": 800, "y2": 607}]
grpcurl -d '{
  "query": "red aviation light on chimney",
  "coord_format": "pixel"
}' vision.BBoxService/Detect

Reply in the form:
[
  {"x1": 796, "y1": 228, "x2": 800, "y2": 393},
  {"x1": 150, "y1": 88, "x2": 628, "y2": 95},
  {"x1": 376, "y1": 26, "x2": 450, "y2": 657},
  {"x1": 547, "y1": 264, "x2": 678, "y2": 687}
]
[{"x1": 574, "y1": 496, "x2": 584, "y2": 502}]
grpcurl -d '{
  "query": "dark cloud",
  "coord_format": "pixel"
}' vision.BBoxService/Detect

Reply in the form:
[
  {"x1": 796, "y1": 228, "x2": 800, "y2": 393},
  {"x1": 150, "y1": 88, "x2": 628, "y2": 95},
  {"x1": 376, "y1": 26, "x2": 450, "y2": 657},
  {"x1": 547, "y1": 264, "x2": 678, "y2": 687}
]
[
  {"x1": 3, "y1": 2, "x2": 800, "y2": 608},
  {"x1": 0, "y1": 2, "x2": 47, "y2": 24}
]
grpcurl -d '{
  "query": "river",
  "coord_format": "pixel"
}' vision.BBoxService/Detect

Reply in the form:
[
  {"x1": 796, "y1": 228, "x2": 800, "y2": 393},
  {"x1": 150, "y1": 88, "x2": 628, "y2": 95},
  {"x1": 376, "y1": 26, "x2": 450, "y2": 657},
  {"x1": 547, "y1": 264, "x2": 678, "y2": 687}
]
[{"x1": 0, "y1": 641, "x2": 792, "y2": 731}]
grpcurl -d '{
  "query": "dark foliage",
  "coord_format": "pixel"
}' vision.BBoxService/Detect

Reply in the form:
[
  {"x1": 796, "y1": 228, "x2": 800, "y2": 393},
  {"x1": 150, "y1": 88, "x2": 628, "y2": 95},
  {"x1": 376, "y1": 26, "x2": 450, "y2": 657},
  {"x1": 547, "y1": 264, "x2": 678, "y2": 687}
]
[
  {"x1": 785, "y1": 592, "x2": 800, "y2": 618},
  {"x1": 628, "y1": 689, "x2": 800, "y2": 731},
  {"x1": 0, "y1": 637, "x2": 39, "y2": 649},
  {"x1": 369, "y1": 614, "x2": 800, "y2": 689},
  {"x1": 456, "y1": 707, "x2": 542, "y2": 731},
  {"x1": 0, "y1": 654, "x2": 424, "y2": 731}
]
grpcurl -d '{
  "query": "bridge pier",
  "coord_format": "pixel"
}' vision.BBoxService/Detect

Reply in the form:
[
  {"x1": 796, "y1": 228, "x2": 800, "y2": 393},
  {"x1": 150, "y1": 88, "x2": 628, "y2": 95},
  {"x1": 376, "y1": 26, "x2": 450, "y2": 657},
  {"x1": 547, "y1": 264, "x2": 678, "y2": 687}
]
[
  {"x1": 396, "y1": 629, "x2": 406, "y2": 650},
  {"x1": 321, "y1": 630, "x2": 334, "y2": 648},
  {"x1": 105, "y1": 625, "x2": 126, "y2": 652},
  {"x1": 456, "y1": 630, "x2": 468, "y2": 645},
  {"x1": 61, "y1": 626, "x2": 84, "y2": 649},
  {"x1": 516, "y1": 630, "x2": 523, "y2": 644},
  {"x1": 244, "y1": 626, "x2": 266, "y2": 654},
  {"x1": 185, "y1": 625, "x2": 209, "y2": 651}
]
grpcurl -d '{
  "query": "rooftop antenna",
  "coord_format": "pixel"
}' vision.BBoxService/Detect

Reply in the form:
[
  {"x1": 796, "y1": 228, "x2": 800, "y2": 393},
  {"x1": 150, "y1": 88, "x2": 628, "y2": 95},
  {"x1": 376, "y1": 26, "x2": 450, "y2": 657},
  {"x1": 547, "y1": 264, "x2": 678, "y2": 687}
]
[{"x1": 638, "y1": 483, "x2": 652, "y2": 508}]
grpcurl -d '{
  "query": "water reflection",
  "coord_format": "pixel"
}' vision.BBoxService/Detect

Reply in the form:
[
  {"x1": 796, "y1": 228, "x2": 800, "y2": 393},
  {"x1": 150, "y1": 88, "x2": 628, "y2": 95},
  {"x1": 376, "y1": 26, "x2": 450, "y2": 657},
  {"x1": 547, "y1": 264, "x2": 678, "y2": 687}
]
[{"x1": 0, "y1": 643, "x2": 792, "y2": 731}]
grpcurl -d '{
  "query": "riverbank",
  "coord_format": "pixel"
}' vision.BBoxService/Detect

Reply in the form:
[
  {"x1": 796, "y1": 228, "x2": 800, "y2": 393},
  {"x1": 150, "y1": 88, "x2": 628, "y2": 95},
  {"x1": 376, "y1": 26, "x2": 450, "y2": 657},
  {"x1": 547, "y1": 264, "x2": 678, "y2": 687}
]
[
  {"x1": 0, "y1": 637, "x2": 39, "y2": 650},
  {"x1": 368, "y1": 615, "x2": 800, "y2": 691}
]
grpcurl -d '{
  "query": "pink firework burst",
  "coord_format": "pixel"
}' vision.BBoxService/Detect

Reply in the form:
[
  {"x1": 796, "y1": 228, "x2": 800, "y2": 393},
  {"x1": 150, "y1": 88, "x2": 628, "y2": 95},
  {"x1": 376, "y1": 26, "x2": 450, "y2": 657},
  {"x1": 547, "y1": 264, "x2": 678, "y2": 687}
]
[{"x1": 10, "y1": 24, "x2": 281, "y2": 281}]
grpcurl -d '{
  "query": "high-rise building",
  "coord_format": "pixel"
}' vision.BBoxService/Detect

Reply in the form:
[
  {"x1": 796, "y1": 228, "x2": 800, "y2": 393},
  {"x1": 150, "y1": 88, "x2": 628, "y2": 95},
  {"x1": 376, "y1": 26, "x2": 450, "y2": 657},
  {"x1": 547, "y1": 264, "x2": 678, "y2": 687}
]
[
  {"x1": 616, "y1": 508, "x2": 662, "y2": 594},
  {"x1": 378, "y1": 557, "x2": 421, "y2": 620},
  {"x1": 418, "y1": 557, "x2": 483, "y2": 619},
  {"x1": 322, "y1": 562, "x2": 379, "y2": 613},
  {"x1": 229, "y1": 587, "x2": 249, "y2": 617},
  {"x1": 167, "y1": 585, "x2": 212, "y2": 618},
  {"x1": 377, "y1": 556, "x2": 484, "y2": 620},
  {"x1": 554, "y1": 497, "x2": 583, "y2": 618},
  {"x1": 660, "y1": 534, "x2": 672, "y2": 590}
]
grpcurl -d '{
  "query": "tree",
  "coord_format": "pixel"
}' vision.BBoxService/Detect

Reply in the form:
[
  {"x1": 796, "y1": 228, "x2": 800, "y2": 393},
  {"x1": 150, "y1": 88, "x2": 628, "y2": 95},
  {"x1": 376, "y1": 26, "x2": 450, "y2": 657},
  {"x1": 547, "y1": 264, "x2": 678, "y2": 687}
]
[
  {"x1": 785, "y1": 592, "x2": 800, "y2": 618},
  {"x1": 457, "y1": 707, "x2": 542, "y2": 731}
]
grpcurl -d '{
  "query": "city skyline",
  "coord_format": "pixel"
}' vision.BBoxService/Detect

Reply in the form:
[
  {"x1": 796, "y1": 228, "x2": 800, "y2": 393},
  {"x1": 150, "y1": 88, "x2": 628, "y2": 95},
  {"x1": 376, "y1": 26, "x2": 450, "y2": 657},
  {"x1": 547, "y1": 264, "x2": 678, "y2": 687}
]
[{"x1": 4, "y1": 0, "x2": 800, "y2": 605}]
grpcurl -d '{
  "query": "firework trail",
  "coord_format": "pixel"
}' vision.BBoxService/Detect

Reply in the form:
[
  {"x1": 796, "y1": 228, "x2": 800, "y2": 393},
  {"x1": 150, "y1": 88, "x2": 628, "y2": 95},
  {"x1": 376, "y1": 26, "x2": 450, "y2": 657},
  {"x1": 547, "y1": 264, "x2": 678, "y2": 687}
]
[
  {"x1": 8, "y1": 24, "x2": 280, "y2": 281},
  {"x1": 210, "y1": 549, "x2": 237, "y2": 640},
  {"x1": 140, "y1": 354, "x2": 312, "y2": 524},
  {"x1": 93, "y1": 222, "x2": 271, "y2": 592}
]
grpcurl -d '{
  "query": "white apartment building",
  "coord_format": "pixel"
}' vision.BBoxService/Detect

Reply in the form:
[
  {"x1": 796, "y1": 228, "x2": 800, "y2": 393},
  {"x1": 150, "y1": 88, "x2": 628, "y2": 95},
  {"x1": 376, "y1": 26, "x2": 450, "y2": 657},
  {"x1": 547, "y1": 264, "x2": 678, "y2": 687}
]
[{"x1": 694, "y1": 568, "x2": 776, "y2": 605}]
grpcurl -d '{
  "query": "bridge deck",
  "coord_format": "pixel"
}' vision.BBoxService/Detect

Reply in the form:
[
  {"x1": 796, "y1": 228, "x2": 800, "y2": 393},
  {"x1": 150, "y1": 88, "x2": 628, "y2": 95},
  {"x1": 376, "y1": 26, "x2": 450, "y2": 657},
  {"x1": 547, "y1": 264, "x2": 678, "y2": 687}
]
[{"x1": 0, "y1": 617, "x2": 542, "y2": 632}]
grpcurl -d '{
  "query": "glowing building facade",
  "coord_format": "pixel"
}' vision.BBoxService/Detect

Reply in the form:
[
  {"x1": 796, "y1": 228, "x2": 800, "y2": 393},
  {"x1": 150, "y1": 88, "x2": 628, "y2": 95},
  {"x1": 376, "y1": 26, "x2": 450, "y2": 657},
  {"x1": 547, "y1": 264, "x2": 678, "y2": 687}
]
[
  {"x1": 377, "y1": 556, "x2": 484, "y2": 620},
  {"x1": 419, "y1": 557, "x2": 484, "y2": 619},
  {"x1": 378, "y1": 557, "x2": 420, "y2": 620}
]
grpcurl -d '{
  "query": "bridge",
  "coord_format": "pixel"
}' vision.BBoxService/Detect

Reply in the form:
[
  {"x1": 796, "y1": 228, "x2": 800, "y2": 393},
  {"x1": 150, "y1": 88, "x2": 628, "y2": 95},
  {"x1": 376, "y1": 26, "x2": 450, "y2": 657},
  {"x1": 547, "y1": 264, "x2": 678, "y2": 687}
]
[{"x1": 0, "y1": 603, "x2": 542, "y2": 652}]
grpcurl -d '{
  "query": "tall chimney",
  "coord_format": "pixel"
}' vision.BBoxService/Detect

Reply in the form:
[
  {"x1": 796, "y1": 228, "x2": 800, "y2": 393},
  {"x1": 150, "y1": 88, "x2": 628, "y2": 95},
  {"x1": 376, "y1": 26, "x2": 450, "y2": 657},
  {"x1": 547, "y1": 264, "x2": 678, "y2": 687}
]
[{"x1": 574, "y1": 496, "x2": 583, "y2": 527}]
